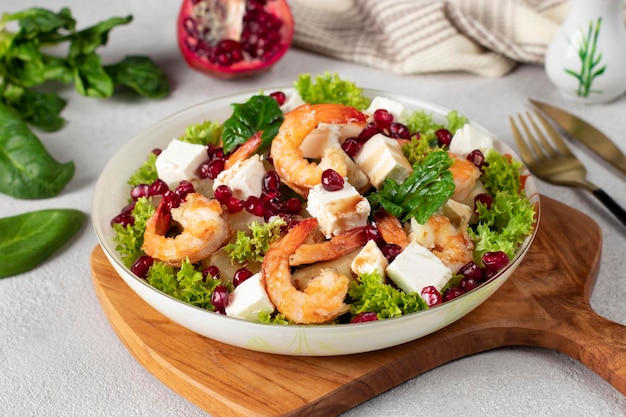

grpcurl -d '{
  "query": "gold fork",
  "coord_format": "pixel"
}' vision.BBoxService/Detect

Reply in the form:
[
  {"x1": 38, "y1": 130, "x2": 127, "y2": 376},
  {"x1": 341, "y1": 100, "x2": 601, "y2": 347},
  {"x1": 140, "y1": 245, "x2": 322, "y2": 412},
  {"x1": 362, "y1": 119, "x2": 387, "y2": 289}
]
[{"x1": 510, "y1": 111, "x2": 626, "y2": 227}]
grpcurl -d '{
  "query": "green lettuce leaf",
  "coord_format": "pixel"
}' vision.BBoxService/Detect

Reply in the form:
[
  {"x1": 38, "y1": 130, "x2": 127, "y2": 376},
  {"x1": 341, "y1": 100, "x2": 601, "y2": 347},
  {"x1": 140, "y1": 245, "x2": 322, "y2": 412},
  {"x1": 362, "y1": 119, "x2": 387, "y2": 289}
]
[
  {"x1": 294, "y1": 72, "x2": 371, "y2": 110},
  {"x1": 112, "y1": 197, "x2": 154, "y2": 267},
  {"x1": 349, "y1": 272, "x2": 428, "y2": 319},
  {"x1": 224, "y1": 217, "x2": 286, "y2": 264}
]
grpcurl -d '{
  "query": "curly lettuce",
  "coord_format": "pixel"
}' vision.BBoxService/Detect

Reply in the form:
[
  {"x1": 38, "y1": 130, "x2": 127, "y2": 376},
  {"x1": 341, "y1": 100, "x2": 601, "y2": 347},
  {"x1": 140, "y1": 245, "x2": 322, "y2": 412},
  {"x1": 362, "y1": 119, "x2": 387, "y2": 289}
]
[
  {"x1": 112, "y1": 197, "x2": 154, "y2": 267},
  {"x1": 349, "y1": 272, "x2": 428, "y2": 319},
  {"x1": 178, "y1": 119, "x2": 222, "y2": 145},
  {"x1": 224, "y1": 217, "x2": 286, "y2": 264},
  {"x1": 294, "y1": 72, "x2": 371, "y2": 110},
  {"x1": 147, "y1": 259, "x2": 221, "y2": 310}
]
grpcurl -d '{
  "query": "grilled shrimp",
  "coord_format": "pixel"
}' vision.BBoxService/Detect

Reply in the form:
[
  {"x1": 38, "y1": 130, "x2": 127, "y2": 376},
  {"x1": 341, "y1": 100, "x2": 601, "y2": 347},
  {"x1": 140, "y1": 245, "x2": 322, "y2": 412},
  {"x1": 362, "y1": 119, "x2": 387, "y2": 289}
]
[
  {"x1": 261, "y1": 218, "x2": 350, "y2": 324},
  {"x1": 408, "y1": 214, "x2": 474, "y2": 273},
  {"x1": 142, "y1": 193, "x2": 230, "y2": 267},
  {"x1": 374, "y1": 210, "x2": 409, "y2": 249},
  {"x1": 448, "y1": 152, "x2": 481, "y2": 203},
  {"x1": 270, "y1": 104, "x2": 368, "y2": 196},
  {"x1": 289, "y1": 226, "x2": 365, "y2": 266}
]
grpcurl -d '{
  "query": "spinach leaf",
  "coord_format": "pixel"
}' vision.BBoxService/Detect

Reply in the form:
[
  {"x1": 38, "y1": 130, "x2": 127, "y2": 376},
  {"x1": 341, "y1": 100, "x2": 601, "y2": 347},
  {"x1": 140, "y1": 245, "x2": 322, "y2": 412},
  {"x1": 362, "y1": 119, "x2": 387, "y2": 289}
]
[
  {"x1": 0, "y1": 103, "x2": 74, "y2": 198},
  {"x1": 221, "y1": 95, "x2": 283, "y2": 154},
  {"x1": 72, "y1": 53, "x2": 114, "y2": 98},
  {"x1": 368, "y1": 150, "x2": 455, "y2": 224},
  {"x1": 0, "y1": 208, "x2": 85, "y2": 278},
  {"x1": 104, "y1": 55, "x2": 169, "y2": 99},
  {"x1": 2, "y1": 84, "x2": 67, "y2": 131},
  {"x1": 68, "y1": 15, "x2": 132, "y2": 58}
]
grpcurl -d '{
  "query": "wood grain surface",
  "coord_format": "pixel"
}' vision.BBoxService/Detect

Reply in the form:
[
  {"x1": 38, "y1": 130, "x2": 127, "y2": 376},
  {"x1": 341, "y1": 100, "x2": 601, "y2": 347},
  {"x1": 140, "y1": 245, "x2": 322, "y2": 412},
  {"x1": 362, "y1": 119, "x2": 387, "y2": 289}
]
[{"x1": 90, "y1": 195, "x2": 626, "y2": 417}]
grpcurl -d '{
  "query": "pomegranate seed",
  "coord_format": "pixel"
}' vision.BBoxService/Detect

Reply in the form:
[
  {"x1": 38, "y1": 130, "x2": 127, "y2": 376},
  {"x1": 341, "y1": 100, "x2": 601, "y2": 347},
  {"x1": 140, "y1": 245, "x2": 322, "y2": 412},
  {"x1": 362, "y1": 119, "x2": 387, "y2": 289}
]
[
  {"x1": 213, "y1": 148, "x2": 226, "y2": 161},
  {"x1": 362, "y1": 225, "x2": 384, "y2": 245},
  {"x1": 149, "y1": 179, "x2": 169, "y2": 196},
  {"x1": 214, "y1": 184, "x2": 232, "y2": 203},
  {"x1": 131, "y1": 255, "x2": 154, "y2": 279},
  {"x1": 389, "y1": 122, "x2": 410, "y2": 139},
  {"x1": 206, "y1": 144, "x2": 218, "y2": 159},
  {"x1": 130, "y1": 184, "x2": 150, "y2": 200},
  {"x1": 176, "y1": 180, "x2": 195, "y2": 200},
  {"x1": 110, "y1": 212, "x2": 134, "y2": 228},
  {"x1": 467, "y1": 149, "x2": 487, "y2": 170},
  {"x1": 474, "y1": 193, "x2": 494, "y2": 215},
  {"x1": 357, "y1": 122, "x2": 381, "y2": 142},
  {"x1": 435, "y1": 128, "x2": 453, "y2": 147},
  {"x1": 269, "y1": 91, "x2": 286, "y2": 106},
  {"x1": 482, "y1": 251, "x2": 509, "y2": 272},
  {"x1": 233, "y1": 267, "x2": 253, "y2": 287},
  {"x1": 120, "y1": 202, "x2": 136, "y2": 214},
  {"x1": 262, "y1": 171, "x2": 281, "y2": 192},
  {"x1": 443, "y1": 286, "x2": 464, "y2": 302},
  {"x1": 245, "y1": 195, "x2": 266, "y2": 217},
  {"x1": 410, "y1": 132, "x2": 421, "y2": 141},
  {"x1": 321, "y1": 169, "x2": 344, "y2": 191},
  {"x1": 283, "y1": 197, "x2": 302, "y2": 214},
  {"x1": 263, "y1": 197, "x2": 283, "y2": 215},
  {"x1": 211, "y1": 285, "x2": 229, "y2": 313},
  {"x1": 261, "y1": 190, "x2": 281, "y2": 202},
  {"x1": 458, "y1": 261, "x2": 483, "y2": 282},
  {"x1": 151, "y1": 148, "x2": 162, "y2": 156},
  {"x1": 350, "y1": 312, "x2": 378, "y2": 323},
  {"x1": 225, "y1": 197, "x2": 244, "y2": 213},
  {"x1": 162, "y1": 190, "x2": 181, "y2": 210},
  {"x1": 341, "y1": 138, "x2": 362, "y2": 157},
  {"x1": 380, "y1": 243, "x2": 402, "y2": 263},
  {"x1": 460, "y1": 277, "x2": 478, "y2": 292},
  {"x1": 202, "y1": 265, "x2": 220, "y2": 281},
  {"x1": 199, "y1": 159, "x2": 225, "y2": 179},
  {"x1": 373, "y1": 109, "x2": 393, "y2": 129},
  {"x1": 421, "y1": 286, "x2": 442, "y2": 307}
]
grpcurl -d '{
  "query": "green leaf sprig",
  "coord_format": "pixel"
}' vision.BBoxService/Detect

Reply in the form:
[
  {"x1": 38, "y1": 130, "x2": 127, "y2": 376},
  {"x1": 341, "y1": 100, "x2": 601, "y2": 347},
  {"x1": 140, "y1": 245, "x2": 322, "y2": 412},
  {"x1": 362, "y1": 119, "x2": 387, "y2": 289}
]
[{"x1": 367, "y1": 150, "x2": 455, "y2": 224}]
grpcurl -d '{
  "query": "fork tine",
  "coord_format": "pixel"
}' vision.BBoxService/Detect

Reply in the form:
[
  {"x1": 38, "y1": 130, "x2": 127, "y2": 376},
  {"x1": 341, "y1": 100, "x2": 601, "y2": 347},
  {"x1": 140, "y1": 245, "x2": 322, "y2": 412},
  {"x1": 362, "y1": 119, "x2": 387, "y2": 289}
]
[
  {"x1": 517, "y1": 112, "x2": 549, "y2": 159},
  {"x1": 509, "y1": 116, "x2": 534, "y2": 165},
  {"x1": 524, "y1": 111, "x2": 560, "y2": 158},
  {"x1": 532, "y1": 111, "x2": 575, "y2": 157}
]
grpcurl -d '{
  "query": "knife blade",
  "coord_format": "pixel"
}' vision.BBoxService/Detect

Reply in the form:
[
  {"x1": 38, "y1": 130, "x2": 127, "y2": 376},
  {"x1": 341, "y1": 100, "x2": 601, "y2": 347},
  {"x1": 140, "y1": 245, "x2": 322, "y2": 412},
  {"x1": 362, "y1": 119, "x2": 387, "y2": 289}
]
[{"x1": 529, "y1": 98, "x2": 626, "y2": 176}]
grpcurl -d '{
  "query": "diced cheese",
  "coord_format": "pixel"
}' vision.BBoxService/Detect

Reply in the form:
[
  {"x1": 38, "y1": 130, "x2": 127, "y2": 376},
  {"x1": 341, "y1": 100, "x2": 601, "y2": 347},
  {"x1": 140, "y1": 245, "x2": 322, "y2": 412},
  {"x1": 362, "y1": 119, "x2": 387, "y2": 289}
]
[
  {"x1": 449, "y1": 123, "x2": 494, "y2": 157},
  {"x1": 366, "y1": 96, "x2": 405, "y2": 122},
  {"x1": 386, "y1": 242, "x2": 452, "y2": 294},
  {"x1": 225, "y1": 273, "x2": 275, "y2": 322},
  {"x1": 155, "y1": 139, "x2": 208, "y2": 188},
  {"x1": 213, "y1": 154, "x2": 266, "y2": 200},
  {"x1": 299, "y1": 123, "x2": 364, "y2": 159},
  {"x1": 318, "y1": 147, "x2": 370, "y2": 193},
  {"x1": 351, "y1": 239, "x2": 388, "y2": 280},
  {"x1": 306, "y1": 180, "x2": 371, "y2": 238},
  {"x1": 436, "y1": 199, "x2": 473, "y2": 227},
  {"x1": 353, "y1": 133, "x2": 412, "y2": 189}
]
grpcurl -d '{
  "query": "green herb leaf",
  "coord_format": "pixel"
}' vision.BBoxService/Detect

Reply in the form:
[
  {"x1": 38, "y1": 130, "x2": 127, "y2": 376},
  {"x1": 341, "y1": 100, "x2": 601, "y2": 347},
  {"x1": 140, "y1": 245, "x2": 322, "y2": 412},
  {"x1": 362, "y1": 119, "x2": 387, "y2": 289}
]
[
  {"x1": 0, "y1": 103, "x2": 74, "y2": 199},
  {"x1": 104, "y1": 55, "x2": 169, "y2": 99},
  {"x1": 1, "y1": 84, "x2": 66, "y2": 132},
  {"x1": 72, "y1": 53, "x2": 114, "y2": 98},
  {"x1": 368, "y1": 150, "x2": 455, "y2": 224},
  {"x1": 67, "y1": 15, "x2": 132, "y2": 58},
  {"x1": 0, "y1": 208, "x2": 85, "y2": 278},
  {"x1": 221, "y1": 95, "x2": 283, "y2": 154}
]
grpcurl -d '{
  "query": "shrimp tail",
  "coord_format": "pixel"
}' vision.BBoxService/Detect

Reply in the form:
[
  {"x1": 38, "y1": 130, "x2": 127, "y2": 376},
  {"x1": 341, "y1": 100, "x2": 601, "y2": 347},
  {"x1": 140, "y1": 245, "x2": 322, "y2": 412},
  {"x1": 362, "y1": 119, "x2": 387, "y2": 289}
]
[{"x1": 225, "y1": 131, "x2": 263, "y2": 169}]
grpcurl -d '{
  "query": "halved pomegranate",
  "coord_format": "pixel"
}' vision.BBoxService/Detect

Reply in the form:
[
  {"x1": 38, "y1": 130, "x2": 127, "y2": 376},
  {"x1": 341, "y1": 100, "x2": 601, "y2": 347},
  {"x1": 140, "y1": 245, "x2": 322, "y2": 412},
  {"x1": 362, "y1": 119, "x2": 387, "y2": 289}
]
[{"x1": 177, "y1": 0, "x2": 294, "y2": 79}]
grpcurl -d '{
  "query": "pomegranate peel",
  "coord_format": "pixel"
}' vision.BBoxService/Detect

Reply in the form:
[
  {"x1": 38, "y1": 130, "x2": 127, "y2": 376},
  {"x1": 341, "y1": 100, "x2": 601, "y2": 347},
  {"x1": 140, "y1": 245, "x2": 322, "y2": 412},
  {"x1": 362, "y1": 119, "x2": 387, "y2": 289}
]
[{"x1": 177, "y1": 0, "x2": 294, "y2": 79}]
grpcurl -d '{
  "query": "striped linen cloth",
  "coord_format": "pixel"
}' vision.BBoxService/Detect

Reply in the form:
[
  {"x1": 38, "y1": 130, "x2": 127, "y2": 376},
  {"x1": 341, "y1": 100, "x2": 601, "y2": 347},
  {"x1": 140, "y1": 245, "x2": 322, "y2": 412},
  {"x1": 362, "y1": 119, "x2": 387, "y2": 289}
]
[{"x1": 289, "y1": 0, "x2": 569, "y2": 77}]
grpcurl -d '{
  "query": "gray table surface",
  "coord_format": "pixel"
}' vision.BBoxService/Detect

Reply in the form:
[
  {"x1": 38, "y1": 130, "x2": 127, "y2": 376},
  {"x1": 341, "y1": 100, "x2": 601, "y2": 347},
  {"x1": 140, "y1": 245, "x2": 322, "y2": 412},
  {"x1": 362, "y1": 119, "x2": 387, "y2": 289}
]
[{"x1": 2, "y1": 1, "x2": 626, "y2": 416}]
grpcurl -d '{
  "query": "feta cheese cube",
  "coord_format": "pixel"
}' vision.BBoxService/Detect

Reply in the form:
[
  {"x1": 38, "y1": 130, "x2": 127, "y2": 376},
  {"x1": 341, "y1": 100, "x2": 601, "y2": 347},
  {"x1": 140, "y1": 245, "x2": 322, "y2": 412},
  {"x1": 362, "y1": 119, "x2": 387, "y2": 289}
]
[
  {"x1": 306, "y1": 180, "x2": 371, "y2": 238},
  {"x1": 155, "y1": 139, "x2": 208, "y2": 188},
  {"x1": 366, "y1": 96, "x2": 405, "y2": 122},
  {"x1": 449, "y1": 123, "x2": 494, "y2": 157},
  {"x1": 436, "y1": 199, "x2": 473, "y2": 227},
  {"x1": 351, "y1": 239, "x2": 388, "y2": 280},
  {"x1": 213, "y1": 154, "x2": 266, "y2": 200},
  {"x1": 386, "y1": 241, "x2": 452, "y2": 294},
  {"x1": 299, "y1": 123, "x2": 365, "y2": 159},
  {"x1": 225, "y1": 273, "x2": 275, "y2": 322},
  {"x1": 354, "y1": 133, "x2": 412, "y2": 189}
]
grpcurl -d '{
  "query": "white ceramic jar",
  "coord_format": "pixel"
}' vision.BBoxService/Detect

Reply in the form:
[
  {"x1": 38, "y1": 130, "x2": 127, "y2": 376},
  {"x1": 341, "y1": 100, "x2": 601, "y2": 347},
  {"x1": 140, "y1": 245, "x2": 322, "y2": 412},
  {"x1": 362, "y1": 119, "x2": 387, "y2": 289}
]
[{"x1": 545, "y1": 0, "x2": 626, "y2": 104}]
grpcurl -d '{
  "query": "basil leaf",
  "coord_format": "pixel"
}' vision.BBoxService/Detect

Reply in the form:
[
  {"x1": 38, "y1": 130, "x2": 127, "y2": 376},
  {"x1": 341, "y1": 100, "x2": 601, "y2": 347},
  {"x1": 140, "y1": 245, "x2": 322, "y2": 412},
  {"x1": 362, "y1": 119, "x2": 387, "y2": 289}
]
[
  {"x1": 0, "y1": 208, "x2": 85, "y2": 278},
  {"x1": 0, "y1": 103, "x2": 74, "y2": 198},
  {"x1": 221, "y1": 95, "x2": 283, "y2": 154},
  {"x1": 368, "y1": 150, "x2": 455, "y2": 224},
  {"x1": 104, "y1": 55, "x2": 169, "y2": 99}
]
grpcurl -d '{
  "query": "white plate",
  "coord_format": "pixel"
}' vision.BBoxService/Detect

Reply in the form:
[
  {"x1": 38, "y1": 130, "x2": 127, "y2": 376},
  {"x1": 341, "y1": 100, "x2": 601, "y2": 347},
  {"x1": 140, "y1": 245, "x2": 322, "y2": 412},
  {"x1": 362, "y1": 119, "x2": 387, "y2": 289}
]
[{"x1": 92, "y1": 89, "x2": 540, "y2": 356}]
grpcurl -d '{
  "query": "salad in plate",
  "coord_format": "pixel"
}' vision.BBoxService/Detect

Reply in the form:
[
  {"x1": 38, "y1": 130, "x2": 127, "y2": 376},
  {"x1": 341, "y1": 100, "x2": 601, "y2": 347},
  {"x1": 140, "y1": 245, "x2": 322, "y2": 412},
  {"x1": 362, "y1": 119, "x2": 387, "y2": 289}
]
[{"x1": 110, "y1": 72, "x2": 536, "y2": 325}]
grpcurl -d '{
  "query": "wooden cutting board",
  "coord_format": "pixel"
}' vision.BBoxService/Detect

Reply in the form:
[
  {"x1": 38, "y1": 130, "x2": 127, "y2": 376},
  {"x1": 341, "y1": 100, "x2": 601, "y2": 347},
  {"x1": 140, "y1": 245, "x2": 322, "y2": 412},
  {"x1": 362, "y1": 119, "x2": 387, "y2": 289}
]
[{"x1": 90, "y1": 195, "x2": 626, "y2": 417}]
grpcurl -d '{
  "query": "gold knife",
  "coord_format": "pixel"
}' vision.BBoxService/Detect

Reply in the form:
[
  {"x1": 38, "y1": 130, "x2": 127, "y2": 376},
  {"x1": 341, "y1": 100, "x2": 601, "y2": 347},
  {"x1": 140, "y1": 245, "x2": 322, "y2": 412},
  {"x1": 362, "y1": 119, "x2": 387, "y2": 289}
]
[{"x1": 529, "y1": 98, "x2": 626, "y2": 176}]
